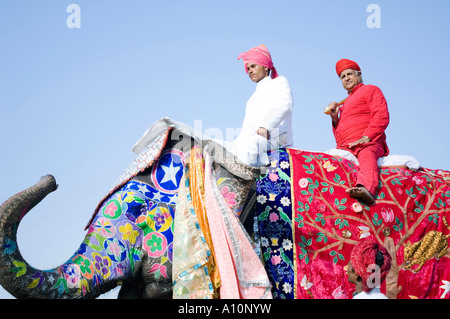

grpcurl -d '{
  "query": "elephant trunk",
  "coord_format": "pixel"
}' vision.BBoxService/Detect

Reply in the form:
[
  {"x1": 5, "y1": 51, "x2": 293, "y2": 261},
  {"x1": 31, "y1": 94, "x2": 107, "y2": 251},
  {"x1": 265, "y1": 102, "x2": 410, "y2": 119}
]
[{"x1": 0, "y1": 175, "x2": 117, "y2": 298}]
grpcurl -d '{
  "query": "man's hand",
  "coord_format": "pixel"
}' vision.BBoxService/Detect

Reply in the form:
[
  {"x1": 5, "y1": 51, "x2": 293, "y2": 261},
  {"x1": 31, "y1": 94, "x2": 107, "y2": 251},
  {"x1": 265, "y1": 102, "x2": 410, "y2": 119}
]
[
  {"x1": 348, "y1": 136, "x2": 371, "y2": 148},
  {"x1": 257, "y1": 127, "x2": 270, "y2": 140},
  {"x1": 326, "y1": 102, "x2": 340, "y2": 127}
]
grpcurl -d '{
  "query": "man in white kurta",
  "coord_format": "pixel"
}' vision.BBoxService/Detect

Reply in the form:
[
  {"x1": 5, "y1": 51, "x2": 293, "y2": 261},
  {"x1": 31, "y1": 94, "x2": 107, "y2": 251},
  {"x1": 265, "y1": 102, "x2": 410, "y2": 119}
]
[
  {"x1": 226, "y1": 45, "x2": 293, "y2": 166},
  {"x1": 233, "y1": 75, "x2": 293, "y2": 166}
]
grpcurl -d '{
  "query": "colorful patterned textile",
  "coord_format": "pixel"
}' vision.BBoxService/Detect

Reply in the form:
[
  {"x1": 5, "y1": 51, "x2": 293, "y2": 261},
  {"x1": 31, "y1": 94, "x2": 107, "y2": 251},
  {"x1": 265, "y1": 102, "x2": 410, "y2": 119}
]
[
  {"x1": 204, "y1": 153, "x2": 272, "y2": 299},
  {"x1": 172, "y1": 146, "x2": 272, "y2": 299},
  {"x1": 255, "y1": 149, "x2": 295, "y2": 299},
  {"x1": 172, "y1": 146, "x2": 219, "y2": 299},
  {"x1": 256, "y1": 148, "x2": 450, "y2": 299}
]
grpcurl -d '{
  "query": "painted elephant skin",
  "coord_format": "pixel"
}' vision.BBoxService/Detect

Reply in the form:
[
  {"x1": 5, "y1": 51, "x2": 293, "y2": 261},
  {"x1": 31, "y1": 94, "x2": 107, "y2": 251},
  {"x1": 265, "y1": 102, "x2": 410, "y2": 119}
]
[{"x1": 0, "y1": 128, "x2": 258, "y2": 298}]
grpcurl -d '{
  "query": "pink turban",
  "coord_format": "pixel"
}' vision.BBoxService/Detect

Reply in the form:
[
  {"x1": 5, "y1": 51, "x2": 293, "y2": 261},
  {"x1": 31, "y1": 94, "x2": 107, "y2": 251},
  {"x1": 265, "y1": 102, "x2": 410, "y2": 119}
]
[
  {"x1": 238, "y1": 45, "x2": 279, "y2": 79},
  {"x1": 350, "y1": 239, "x2": 391, "y2": 293},
  {"x1": 336, "y1": 58, "x2": 360, "y2": 76}
]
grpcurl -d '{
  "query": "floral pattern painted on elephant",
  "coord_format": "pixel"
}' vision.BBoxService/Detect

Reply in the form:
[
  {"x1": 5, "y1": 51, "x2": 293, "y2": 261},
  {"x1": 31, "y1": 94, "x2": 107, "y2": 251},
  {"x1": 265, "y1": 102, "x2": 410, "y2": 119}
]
[
  {"x1": 76, "y1": 147, "x2": 184, "y2": 292},
  {"x1": 1, "y1": 142, "x2": 184, "y2": 298},
  {"x1": 84, "y1": 179, "x2": 175, "y2": 280}
]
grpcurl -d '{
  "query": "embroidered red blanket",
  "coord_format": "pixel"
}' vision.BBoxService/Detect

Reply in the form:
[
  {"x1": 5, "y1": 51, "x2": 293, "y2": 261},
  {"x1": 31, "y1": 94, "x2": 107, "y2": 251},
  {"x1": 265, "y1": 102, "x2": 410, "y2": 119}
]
[{"x1": 256, "y1": 148, "x2": 450, "y2": 299}]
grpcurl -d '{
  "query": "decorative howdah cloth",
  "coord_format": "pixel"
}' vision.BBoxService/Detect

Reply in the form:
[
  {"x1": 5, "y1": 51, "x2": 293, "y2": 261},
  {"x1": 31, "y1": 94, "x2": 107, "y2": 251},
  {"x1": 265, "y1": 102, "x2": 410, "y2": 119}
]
[
  {"x1": 256, "y1": 148, "x2": 450, "y2": 299},
  {"x1": 187, "y1": 147, "x2": 221, "y2": 293},
  {"x1": 204, "y1": 153, "x2": 273, "y2": 299},
  {"x1": 172, "y1": 146, "x2": 220, "y2": 299},
  {"x1": 255, "y1": 149, "x2": 296, "y2": 299},
  {"x1": 172, "y1": 146, "x2": 272, "y2": 299}
]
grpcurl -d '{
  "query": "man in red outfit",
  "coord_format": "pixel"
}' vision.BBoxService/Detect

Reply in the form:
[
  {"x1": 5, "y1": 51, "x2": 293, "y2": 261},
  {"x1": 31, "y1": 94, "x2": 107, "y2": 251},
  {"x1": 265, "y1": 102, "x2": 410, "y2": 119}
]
[{"x1": 327, "y1": 59, "x2": 390, "y2": 204}]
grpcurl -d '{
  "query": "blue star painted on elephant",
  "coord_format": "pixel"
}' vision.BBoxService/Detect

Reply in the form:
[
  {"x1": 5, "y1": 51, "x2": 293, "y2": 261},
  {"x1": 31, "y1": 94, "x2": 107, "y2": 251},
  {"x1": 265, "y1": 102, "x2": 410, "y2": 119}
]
[
  {"x1": 151, "y1": 149, "x2": 185, "y2": 195},
  {"x1": 160, "y1": 161, "x2": 182, "y2": 186},
  {"x1": 124, "y1": 148, "x2": 185, "y2": 206}
]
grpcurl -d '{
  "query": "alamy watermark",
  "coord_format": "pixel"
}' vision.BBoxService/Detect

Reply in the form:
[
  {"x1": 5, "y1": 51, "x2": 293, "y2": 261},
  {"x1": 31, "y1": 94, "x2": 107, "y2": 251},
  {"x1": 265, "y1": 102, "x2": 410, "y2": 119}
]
[
  {"x1": 366, "y1": 264, "x2": 382, "y2": 289},
  {"x1": 366, "y1": 4, "x2": 381, "y2": 29},
  {"x1": 66, "y1": 4, "x2": 81, "y2": 29},
  {"x1": 166, "y1": 120, "x2": 281, "y2": 168},
  {"x1": 65, "y1": 4, "x2": 380, "y2": 30}
]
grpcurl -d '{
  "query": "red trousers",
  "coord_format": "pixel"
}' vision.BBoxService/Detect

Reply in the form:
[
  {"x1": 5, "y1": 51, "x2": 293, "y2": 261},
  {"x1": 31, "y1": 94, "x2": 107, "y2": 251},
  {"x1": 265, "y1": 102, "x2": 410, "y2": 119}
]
[
  {"x1": 339, "y1": 142, "x2": 385, "y2": 196},
  {"x1": 352, "y1": 142, "x2": 385, "y2": 196}
]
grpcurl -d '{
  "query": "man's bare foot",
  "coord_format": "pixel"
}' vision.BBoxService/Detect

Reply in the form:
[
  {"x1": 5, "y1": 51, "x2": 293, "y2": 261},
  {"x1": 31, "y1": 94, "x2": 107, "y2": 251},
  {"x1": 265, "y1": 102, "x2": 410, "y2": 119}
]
[{"x1": 346, "y1": 186, "x2": 375, "y2": 205}]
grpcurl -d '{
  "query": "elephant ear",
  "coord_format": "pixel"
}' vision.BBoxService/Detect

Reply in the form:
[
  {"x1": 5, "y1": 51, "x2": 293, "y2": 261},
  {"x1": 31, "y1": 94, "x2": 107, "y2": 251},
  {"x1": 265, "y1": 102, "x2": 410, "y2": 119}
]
[{"x1": 202, "y1": 140, "x2": 260, "y2": 181}]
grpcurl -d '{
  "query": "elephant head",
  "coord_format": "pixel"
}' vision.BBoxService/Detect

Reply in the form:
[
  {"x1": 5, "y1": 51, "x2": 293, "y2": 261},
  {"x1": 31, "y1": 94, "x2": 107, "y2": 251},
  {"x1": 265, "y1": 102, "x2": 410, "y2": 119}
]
[{"x1": 0, "y1": 129, "x2": 259, "y2": 298}]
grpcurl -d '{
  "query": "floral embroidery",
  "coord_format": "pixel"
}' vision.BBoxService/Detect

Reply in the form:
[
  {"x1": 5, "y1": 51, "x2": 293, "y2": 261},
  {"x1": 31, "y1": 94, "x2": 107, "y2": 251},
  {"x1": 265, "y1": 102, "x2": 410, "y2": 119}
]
[
  {"x1": 282, "y1": 282, "x2": 292, "y2": 294},
  {"x1": 256, "y1": 150, "x2": 294, "y2": 299},
  {"x1": 269, "y1": 173, "x2": 279, "y2": 182},
  {"x1": 280, "y1": 196, "x2": 291, "y2": 207},
  {"x1": 412, "y1": 176, "x2": 424, "y2": 185},
  {"x1": 220, "y1": 186, "x2": 237, "y2": 207},
  {"x1": 257, "y1": 194, "x2": 267, "y2": 204},
  {"x1": 269, "y1": 212, "x2": 279, "y2": 222},
  {"x1": 280, "y1": 161, "x2": 290, "y2": 169},
  {"x1": 282, "y1": 239, "x2": 293, "y2": 251},
  {"x1": 352, "y1": 202, "x2": 363, "y2": 213},
  {"x1": 271, "y1": 255, "x2": 281, "y2": 265},
  {"x1": 261, "y1": 237, "x2": 269, "y2": 247},
  {"x1": 299, "y1": 178, "x2": 309, "y2": 188}
]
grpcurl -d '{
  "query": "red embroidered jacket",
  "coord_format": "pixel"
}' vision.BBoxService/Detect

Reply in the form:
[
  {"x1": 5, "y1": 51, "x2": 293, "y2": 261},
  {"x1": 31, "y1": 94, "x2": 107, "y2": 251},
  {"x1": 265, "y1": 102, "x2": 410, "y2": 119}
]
[{"x1": 333, "y1": 83, "x2": 390, "y2": 155}]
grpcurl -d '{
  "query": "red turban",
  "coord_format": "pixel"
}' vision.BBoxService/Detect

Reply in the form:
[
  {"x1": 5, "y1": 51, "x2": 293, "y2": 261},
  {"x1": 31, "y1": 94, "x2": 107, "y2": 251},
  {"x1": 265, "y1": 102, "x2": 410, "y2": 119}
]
[
  {"x1": 238, "y1": 45, "x2": 279, "y2": 79},
  {"x1": 336, "y1": 58, "x2": 360, "y2": 77},
  {"x1": 350, "y1": 239, "x2": 391, "y2": 293}
]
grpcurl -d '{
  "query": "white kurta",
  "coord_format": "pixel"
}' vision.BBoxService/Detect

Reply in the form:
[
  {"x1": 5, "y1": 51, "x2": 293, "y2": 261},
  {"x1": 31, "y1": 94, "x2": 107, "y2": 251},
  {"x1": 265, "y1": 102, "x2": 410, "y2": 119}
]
[
  {"x1": 352, "y1": 287, "x2": 389, "y2": 299},
  {"x1": 228, "y1": 75, "x2": 294, "y2": 166}
]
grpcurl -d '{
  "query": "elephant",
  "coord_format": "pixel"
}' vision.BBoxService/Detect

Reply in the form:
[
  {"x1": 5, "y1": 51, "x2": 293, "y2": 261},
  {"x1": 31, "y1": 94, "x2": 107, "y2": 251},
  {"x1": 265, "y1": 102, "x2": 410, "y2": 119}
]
[
  {"x1": 8, "y1": 117, "x2": 446, "y2": 299},
  {"x1": 0, "y1": 124, "x2": 260, "y2": 299}
]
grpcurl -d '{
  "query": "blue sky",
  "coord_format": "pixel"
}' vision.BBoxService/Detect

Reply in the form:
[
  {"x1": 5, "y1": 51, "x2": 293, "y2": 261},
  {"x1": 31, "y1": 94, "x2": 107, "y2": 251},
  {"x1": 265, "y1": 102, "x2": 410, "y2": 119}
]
[{"x1": 0, "y1": 1, "x2": 449, "y2": 299}]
